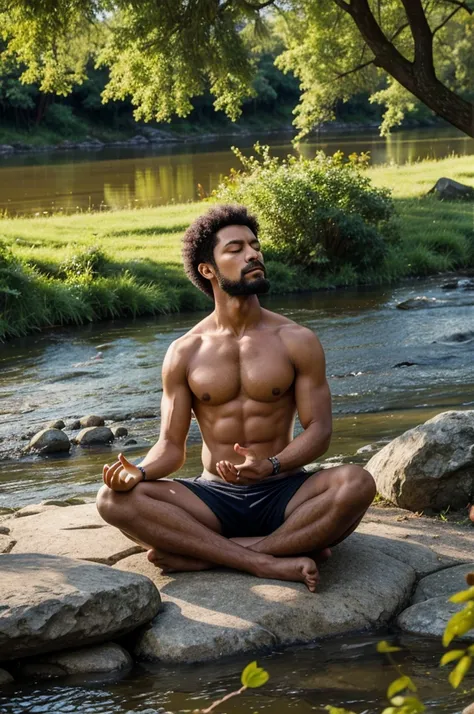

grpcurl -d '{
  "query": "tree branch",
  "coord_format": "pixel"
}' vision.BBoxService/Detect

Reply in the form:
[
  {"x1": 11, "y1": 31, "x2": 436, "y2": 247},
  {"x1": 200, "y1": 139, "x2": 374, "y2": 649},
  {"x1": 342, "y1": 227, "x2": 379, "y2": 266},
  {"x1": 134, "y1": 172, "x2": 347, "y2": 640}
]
[
  {"x1": 441, "y1": 0, "x2": 473, "y2": 14},
  {"x1": 432, "y1": 6, "x2": 463, "y2": 36},
  {"x1": 333, "y1": 59, "x2": 374, "y2": 80},
  {"x1": 400, "y1": 0, "x2": 434, "y2": 74}
]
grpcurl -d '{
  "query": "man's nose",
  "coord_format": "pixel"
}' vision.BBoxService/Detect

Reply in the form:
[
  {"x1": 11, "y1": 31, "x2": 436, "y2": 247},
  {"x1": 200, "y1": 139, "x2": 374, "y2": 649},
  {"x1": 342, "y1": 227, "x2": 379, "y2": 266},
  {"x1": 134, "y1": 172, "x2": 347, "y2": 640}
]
[{"x1": 245, "y1": 246, "x2": 260, "y2": 262}]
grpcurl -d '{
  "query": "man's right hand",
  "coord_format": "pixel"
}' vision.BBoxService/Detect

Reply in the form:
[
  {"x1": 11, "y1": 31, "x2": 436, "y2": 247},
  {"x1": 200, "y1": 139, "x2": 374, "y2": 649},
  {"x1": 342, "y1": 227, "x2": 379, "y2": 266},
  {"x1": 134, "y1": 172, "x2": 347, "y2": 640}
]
[{"x1": 103, "y1": 453, "x2": 144, "y2": 492}]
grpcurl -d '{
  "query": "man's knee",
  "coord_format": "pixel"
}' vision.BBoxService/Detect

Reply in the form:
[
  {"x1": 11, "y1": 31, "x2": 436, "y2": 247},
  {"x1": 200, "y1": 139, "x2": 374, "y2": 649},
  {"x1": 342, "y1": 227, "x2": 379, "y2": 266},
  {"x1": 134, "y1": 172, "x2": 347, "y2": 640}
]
[
  {"x1": 333, "y1": 464, "x2": 376, "y2": 508},
  {"x1": 96, "y1": 484, "x2": 136, "y2": 527}
]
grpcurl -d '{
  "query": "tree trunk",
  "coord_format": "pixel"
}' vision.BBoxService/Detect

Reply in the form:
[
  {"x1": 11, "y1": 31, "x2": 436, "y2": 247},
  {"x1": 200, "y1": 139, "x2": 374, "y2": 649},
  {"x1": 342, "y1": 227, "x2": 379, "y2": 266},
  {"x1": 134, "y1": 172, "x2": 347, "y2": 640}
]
[{"x1": 334, "y1": 0, "x2": 474, "y2": 138}]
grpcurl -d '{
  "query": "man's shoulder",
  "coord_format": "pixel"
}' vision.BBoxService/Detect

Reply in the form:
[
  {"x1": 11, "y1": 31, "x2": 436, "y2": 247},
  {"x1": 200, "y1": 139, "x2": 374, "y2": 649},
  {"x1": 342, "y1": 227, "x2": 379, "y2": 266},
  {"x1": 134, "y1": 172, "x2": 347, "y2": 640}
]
[
  {"x1": 165, "y1": 316, "x2": 212, "y2": 362},
  {"x1": 263, "y1": 309, "x2": 318, "y2": 343}
]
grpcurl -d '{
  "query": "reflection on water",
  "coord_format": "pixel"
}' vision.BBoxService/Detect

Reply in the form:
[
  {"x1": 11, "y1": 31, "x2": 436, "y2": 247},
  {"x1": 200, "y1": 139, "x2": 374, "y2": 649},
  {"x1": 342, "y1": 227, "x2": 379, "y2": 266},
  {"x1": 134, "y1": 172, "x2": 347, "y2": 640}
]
[
  {"x1": 1, "y1": 633, "x2": 472, "y2": 713},
  {"x1": 1, "y1": 127, "x2": 473, "y2": 215}
]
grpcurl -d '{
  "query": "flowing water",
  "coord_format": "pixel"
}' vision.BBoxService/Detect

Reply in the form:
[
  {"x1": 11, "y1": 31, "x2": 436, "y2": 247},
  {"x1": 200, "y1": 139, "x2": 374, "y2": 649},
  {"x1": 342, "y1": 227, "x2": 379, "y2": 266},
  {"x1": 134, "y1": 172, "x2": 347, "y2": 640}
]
[
  {"x1": 1, "y1": 126, "x2": 473, "y2": 215},
  {"x1": 1, "y1": 633, "x2": 473, "y2": 713},
  {"x1": 1, "y1": 274, "x2": 473, "y2": 711}
]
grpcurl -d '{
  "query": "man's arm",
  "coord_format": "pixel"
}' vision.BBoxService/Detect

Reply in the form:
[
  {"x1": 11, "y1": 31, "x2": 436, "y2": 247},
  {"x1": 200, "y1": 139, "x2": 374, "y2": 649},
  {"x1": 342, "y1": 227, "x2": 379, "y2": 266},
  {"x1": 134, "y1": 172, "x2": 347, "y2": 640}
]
[
  {"x1": 273, "y1": 325, "x2": 332, "y2": 473},
  {"x1": 137, "y1": 339, "x2": 193, "y2": 479},
  {"x1": 102, "y1": 339, "x2": 193, "y2": 491}
]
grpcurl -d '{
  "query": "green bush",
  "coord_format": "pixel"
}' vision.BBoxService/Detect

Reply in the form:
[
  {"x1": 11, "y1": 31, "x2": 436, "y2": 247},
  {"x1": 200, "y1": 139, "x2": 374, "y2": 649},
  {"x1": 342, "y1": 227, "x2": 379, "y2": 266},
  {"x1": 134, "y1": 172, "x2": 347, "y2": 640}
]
[
  {"x1": 43, "y1": 103, "x2": 87, "y2": 137},
  {"x1": 214, "y1": 145, "x2": 398, "y2": 274},
  {"x1": 59, "y1": 246, "x2": 109, "y2": 279}
]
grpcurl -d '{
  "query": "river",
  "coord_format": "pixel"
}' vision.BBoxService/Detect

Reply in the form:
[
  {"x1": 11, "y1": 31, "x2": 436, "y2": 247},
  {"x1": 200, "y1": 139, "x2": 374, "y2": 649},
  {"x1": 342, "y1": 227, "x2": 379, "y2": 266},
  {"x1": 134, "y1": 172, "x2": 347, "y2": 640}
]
[{"x1": 1, "y1": 126, "x2": 473, "y2": 215}]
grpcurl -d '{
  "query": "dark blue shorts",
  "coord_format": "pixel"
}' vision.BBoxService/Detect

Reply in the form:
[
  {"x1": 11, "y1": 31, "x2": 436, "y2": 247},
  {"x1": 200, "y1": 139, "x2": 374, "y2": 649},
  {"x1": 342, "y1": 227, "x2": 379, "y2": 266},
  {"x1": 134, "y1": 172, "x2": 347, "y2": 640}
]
[{"x1": 174, "y1": 471, "x2": 312, "y2": 538}]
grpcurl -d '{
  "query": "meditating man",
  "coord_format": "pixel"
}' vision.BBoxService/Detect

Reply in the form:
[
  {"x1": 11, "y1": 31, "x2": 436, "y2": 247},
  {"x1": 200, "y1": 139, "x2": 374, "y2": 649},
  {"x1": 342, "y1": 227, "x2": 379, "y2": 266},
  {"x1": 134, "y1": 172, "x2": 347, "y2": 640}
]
[{"x1": 97, "y1": 204, "x2": 376, "y2": 591}]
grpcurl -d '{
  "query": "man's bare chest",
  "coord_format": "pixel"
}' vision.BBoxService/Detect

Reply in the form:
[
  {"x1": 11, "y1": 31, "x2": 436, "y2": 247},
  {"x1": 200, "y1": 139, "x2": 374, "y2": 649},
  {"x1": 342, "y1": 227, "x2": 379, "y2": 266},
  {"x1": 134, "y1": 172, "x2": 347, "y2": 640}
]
[{"x1": 187, "y1": 336, "x2": 295, "y2": 406}]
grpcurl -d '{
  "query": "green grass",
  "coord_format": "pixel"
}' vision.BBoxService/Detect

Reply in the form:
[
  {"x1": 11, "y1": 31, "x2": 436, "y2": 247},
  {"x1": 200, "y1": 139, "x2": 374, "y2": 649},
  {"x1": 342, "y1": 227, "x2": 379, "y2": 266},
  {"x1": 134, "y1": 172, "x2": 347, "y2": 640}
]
[{"x1": 1, "y1": 155, "x2": 473, "y2": 341}]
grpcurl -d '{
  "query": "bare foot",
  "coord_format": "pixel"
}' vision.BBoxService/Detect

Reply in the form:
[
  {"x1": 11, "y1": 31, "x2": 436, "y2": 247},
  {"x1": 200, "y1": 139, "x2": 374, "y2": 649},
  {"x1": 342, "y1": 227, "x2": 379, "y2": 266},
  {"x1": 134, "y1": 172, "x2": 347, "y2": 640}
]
[
  {"x1": 147, "y1": 548, "x2": 213, "y2": 574},
  {"x1": 256, "y1": 556, "x2": 319, "y2": 592}
]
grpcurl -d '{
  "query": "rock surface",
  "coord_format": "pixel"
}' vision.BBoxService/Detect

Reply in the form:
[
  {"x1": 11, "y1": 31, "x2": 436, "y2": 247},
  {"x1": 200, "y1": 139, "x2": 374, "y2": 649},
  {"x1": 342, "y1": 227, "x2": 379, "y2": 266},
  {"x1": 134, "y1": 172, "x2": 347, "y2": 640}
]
[
  {"x1": 0, "y1": 553, "x2": 161, "y2": 660},
  {"x1": 397, "y1": 596, "x2": 472, "y2": 640},
  {"x1": 46, "y1": 419, "x2": 65, "y2": 430},
  {"x1": 19, "y1": 643, "x2": 132, "y2": 677},
  {"x1": 79, "y1": 415, "x2": 105, "y2": 427},
  {"x1": 115, "y1": 537, "x2": 416, "y2": 663},
  {"x1": 27, "y1": 428, "x2": 71, "y2": 454},
  {"x1": 7, "y1": 503, "x2": 145, "y2": 564},
  {"x1": 0, "y1": 535, "x2": 16, "y2": 553},
  {"x1": 411, "y1": 562, "x2": 474, "y2": 604},
  {"x1": 75, "y1": 426, "x2": 114, "y2": 445},
  {"x1": 367, "y1": 410, "x2": 474, "y2": 511},
  {"x1": 428, "y1": 177, "x2": 474, "y2": 201},
  {"x1": 398, "y1": 561, "x2": 474, "y2": 640},
  {"x1": 0, "y1": 668, "x2": 13, "y2": 685}
]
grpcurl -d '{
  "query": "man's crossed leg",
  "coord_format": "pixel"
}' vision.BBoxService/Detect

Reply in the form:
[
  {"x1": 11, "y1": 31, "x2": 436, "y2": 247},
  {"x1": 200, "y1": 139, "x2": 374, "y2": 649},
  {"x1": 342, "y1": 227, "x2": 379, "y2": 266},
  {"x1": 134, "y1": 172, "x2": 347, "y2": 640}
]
[{"x1": 97, "y1": 464, "x2": 375, "y2": 592}]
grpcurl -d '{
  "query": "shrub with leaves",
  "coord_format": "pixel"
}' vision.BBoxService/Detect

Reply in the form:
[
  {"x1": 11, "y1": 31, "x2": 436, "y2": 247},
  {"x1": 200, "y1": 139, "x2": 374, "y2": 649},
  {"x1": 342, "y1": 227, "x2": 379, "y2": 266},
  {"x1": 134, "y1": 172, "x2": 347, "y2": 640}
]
[{"x1": 214, "y1": 145, "x2": 397, "y2": 275}]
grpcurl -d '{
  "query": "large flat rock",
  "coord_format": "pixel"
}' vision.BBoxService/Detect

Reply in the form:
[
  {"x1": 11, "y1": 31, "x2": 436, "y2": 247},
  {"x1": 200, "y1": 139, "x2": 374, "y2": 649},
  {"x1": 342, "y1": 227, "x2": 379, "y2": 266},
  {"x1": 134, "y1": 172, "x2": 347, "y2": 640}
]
[
  {"x1": 114, "y1": 537, "x2": 416, "y2": 663},
  {"x1": 356, "y1": 507, "x2": 474, "y2": 577},
  {"x1": 8, "y1": 503, "x2": 144, "y2": 565},
  {"x1": 0, "y1": 553, "x2": 161, "y2": 660}
]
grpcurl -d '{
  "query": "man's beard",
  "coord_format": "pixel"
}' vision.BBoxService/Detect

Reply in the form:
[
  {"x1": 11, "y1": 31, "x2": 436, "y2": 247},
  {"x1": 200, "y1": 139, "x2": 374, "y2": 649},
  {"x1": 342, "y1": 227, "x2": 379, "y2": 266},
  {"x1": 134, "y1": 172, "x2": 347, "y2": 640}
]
[{"x1": 215, "y1": 264, "x2": 270, "y2": 297}]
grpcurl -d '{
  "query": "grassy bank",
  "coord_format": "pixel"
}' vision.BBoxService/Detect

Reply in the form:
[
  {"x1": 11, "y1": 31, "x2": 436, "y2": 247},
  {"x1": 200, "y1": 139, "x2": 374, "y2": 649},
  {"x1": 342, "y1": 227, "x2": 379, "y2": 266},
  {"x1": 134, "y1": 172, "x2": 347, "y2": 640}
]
[{"x1": 1, "y1": 155, "x2": 473, "y2": 340}]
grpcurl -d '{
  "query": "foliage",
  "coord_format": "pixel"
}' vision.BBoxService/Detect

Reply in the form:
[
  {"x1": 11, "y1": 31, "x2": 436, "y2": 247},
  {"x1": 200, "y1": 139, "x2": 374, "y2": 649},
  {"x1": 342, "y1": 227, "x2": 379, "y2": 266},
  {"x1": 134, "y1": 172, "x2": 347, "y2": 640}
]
[
  {"x1": 1, "y1": 1, "x2": 472, "y2": 138},
  {"x1": 214, "y1": 144, "x2": 395, "y2": 274},
  {"x1": 192, "y1": 661, "x2": 269, "y2": 714}
]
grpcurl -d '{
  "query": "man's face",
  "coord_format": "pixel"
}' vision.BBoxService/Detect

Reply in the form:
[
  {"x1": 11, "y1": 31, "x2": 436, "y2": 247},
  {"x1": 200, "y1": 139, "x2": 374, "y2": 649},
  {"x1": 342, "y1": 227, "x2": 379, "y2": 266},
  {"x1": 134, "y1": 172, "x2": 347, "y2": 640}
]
[{"x1": 211, "y1": 224, "x2": 270, "y2": 296}]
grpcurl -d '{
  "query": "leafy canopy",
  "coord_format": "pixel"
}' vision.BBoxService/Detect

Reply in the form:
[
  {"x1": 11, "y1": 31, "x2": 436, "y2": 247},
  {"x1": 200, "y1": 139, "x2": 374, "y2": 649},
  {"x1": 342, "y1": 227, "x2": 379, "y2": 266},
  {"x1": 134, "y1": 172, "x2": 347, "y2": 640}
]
[{"x1": 1, "y1": 0, "x2": 473, "y2": 135}]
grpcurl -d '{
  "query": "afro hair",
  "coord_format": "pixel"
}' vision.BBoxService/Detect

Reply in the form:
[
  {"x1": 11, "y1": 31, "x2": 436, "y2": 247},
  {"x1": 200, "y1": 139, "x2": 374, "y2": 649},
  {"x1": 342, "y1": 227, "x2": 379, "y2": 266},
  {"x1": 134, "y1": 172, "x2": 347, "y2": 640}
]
[{"x1": 182, "y1": 203, "x2": 259, "y2": 298}]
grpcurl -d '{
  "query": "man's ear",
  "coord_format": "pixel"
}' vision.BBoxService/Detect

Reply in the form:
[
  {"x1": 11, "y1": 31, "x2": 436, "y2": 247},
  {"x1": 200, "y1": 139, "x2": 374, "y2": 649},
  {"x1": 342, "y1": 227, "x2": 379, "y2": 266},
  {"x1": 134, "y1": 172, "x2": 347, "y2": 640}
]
[{"x1": 198, "y1": 262, "x2": 215, "y2": 281}]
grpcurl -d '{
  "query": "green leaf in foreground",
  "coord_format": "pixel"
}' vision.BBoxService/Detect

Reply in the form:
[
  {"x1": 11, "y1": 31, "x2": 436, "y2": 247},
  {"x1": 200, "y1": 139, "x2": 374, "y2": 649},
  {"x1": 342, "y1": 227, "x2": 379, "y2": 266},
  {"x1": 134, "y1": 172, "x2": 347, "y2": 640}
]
[
  {"x1": 440, "y1": 649, "x2": 465, "y2": 666},
  {"x1": 377, "y1": 640, "x2": 402, "y2": 653},
  {"x1": 387, "y1": 675, "x2": 417, "y2": 698},
  {"x1": 389, "y1": 694, "x2": 426, "y2": 713},
  {"x1": 448, "y1": 655, "x2": 472, "y2": 689},
  {"x1": 443, "y1": 603, "x2": 474, "y2": 647},
  {"x1": 449, "y1": 586, "x2": 474, "y2": 603},
  {"x1": 241, "y1": 661, "x2": 269, "y2": 689},
  {"x1": 325, "y1": 707, "x2": 357, "y2": 714}
]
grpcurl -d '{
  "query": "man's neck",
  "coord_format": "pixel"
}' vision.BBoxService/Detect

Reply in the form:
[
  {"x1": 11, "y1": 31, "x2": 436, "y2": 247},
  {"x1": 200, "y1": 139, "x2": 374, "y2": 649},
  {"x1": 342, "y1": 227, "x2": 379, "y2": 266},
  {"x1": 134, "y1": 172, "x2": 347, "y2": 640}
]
[{"x1": 212, "y1": 293, "x2": 262, "y2": 337}]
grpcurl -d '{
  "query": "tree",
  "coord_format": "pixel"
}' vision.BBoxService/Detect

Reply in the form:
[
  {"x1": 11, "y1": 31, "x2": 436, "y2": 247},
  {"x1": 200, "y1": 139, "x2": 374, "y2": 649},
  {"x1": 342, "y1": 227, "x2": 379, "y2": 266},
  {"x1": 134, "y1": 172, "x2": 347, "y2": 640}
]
[{"x1": 0, "y1": 0, "x2": 473, "y2": 137}]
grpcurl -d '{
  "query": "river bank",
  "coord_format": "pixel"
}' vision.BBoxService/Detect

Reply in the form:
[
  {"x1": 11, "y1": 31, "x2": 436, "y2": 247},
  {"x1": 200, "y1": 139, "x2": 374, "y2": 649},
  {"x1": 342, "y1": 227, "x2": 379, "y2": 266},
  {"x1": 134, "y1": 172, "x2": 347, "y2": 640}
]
[
  {"x1": 1, "y1": 154, "x2": 473, "y2": 341},
  {"x1": 0, "y1": 118, "x2": 393, "y2": 155}
]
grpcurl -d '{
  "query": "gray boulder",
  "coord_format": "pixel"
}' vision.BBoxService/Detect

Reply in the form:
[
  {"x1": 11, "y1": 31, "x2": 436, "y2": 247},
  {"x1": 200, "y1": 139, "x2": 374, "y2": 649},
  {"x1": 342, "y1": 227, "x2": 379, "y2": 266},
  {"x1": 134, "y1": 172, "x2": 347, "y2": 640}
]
[
  {"x1": 397, "y1": 596, "x2": 471, "y2": 640},
  {"x1": 428, "y1": 177, "x2": 474, "y2": 201},
  {"x1": 115, "y1": 536, "x2": 415, "y2": 664},
  {"x1": 367, "y1": 410, "x2": 474, "y2": 511},
  {"x1": 75, "y1": 426, "x2": 114, "y2": 445},
  {"x1": 19, "y1": 643, "x2": 132, "y2": 678},
  {"x1": 396, "y1": 296, "x2": 441, "y2": 310},
  {"x1": 112, "y1": 426, "x2": 128, "y2": 438},
  {"x1": 46, "y1": 419, "x2": 65, "y2": 430},
  {"x1": 27, "y1": 428, "x2": 71, "y2": 454},
  {"x1": 411, "y1": 562, "x2": 474, "y2": 604},
  {"x1": 0, "y1": 553, "x2": 161, "y2": 660},
  {"x1": 0, "y1": 668, "x2": 13, "y2": 685},
  {"x1": 79, "y1": 415, "x2": 105, "y2": 427}
]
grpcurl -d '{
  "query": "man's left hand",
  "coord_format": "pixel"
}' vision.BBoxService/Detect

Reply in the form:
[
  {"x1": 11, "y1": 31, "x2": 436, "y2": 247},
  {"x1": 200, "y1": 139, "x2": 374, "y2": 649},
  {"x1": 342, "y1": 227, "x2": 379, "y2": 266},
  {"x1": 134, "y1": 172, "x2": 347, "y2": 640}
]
[{"x1": 216, "y1": 443, "x2": 274, "y2": 484}]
